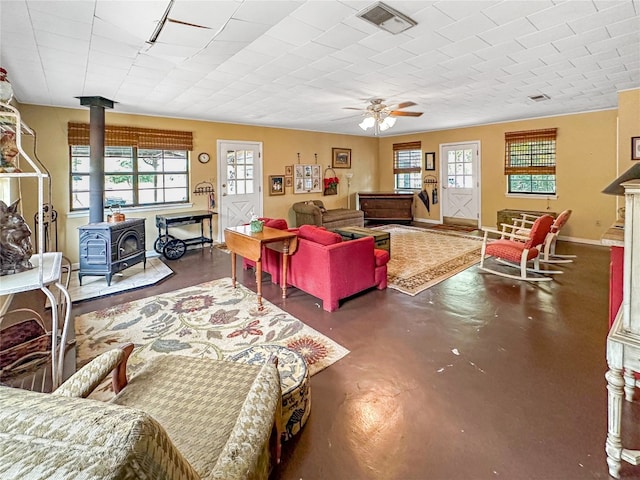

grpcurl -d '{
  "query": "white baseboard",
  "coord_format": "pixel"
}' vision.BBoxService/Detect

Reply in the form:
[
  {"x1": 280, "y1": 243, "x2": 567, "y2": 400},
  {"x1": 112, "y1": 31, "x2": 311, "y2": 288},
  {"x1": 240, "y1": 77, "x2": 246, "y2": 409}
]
[{"x1": 413, "y1": 217, "x2": 440, "y2": 225}]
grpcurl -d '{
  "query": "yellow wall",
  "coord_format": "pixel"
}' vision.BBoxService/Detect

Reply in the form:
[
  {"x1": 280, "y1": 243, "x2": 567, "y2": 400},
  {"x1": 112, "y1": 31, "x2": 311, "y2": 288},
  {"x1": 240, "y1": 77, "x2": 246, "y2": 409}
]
[
  {"x1": 11, "y1": 91, "x2": 638, "y2": 263},
  {"x1": 17, "y1": 104, "x2": 377, "y2": 263},
  {"x1": 378, "y1": 109, "x2": 620, "y2": 240},
  {"x1": 618, "y1": 89, "x2": 640, "y2": 171}
]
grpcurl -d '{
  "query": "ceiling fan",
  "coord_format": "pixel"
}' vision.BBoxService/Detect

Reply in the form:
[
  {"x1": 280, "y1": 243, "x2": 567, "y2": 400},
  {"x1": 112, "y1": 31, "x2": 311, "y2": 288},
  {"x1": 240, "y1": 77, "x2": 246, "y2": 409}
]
[{"x1": 343, "y1": 98, "x2": 423, "y2": 134}]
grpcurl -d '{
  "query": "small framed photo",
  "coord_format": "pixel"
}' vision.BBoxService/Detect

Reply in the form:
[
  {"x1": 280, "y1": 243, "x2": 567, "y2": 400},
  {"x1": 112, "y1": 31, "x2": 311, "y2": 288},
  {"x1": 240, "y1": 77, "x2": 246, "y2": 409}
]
[
  {"x1": 425, "y1": 152, "x2": 436, "y2": 170},
  {"x1": 269, "y1": 175, "x2": 285, "y2": 195},
  {"x1": 332, "y1": 147, "x2": 351, "y2": 169},
  {"x1": 285, "y1": 165, "x2": 293, "y2": 176},
  {"x1": 285, "y1": 176, "x2": 293, "y2": 188},
  {"x1": 633, "y1": 137, "x2": 640, "y2": 160}
]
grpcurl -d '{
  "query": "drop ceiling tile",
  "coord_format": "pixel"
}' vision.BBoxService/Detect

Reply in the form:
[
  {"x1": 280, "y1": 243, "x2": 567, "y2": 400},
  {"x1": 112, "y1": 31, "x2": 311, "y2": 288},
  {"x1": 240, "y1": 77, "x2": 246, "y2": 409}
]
[
  {"x1": 477, "y1": 18, "x2": 537, "y2": 47},
  {"x1": 516, "y1": 23, "x2": 575, "y2": 49},
  {"x1": 552, "y1": 26, "x2": 610, "y2": 52},
  {"x1": 215, "y1": 18, "x2": 272, "y2": 42},
  {"x1": 481, "y1": 1, "x2": 553, "y2": 25},
  {"x1": 91, "y1": 34, "x2": 141, "y2": 58},
  {"x1": 315, "y1": 23, "x2": 370, "y2": 50},
  {"x1": 344, "y1": 58, "x2": 386, "y2": 75},
  {"x1": 369, "y1": 47, "x2": 416, "y2": 66},
  {"x1": 169, "y1": 0, "x2": 238, "y2": 30},
  {"x1": 438, "y1": 36, "x2": 491, "y2": 58},
  {"x1": 27, "y1": 0, "x2": 94, "y2": 25},
  {"x1": 30, "y1": 11, "x2": 92, "y2": 40},
  {"x1": 292, "y1": 41, "x2": 339, "y2": 60},
  {"x1": 606, "y1": 15, "x2": 640, "y2": 38},
  {"x1": 357, "y1": 30, "x2": 415, "y2": 52},
  {"x1": 94, "y1": 1, "x2": 168, "y2": 43},
  {"x1": 436, "y1": 12, "x2": 497, "y2": 43},
  {"x1": 266, "y1": 16, "x2": 324, "y2": 47},
  {"x1": 158, "y1": 21, "x2": 216, "y2": 48},
  {"x1": 92, "y1": 17, "x2": 149, "y2": 48},
  {"x1": 433, "y1": 1, "x2": 499, "y2": 21},
  {"x1": 215, "y1": 60, "x2": 258, "y2": 76},
  {"x1": 508, "y1": 43, "x2": 559, "y2": 64},
  {"x1": 246, "y1": 34, "x2": 297, "y2": 56},
  {"x1": 475, "y1": 40, "x2": 525, "y2": 61},
  {"x1": 290, "y1": 0, "x2": 355, "y2": 30},
  {"x1": 33, "y1": 30, "x2": 89, "y2": 54},
  {"x1": 234, "y1": 1, "x2": 300, "y2": 25},
  {"x1": 400, "y1": 31, "x2": 451, "y2": 55},
  {"x1": 589, "y1": 32, "x2": 639, "y2": 55},
  {"x1": 526, "y1": 1, "x2": 597, "y2": 31},
  {"x1": 568, "y1": 2, "x2": 637, "y2": 34}
]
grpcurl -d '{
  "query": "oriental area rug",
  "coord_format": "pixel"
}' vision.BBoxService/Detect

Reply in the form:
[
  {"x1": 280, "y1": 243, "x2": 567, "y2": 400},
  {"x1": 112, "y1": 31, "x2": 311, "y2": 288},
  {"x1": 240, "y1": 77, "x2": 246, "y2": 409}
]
[
  {"x1": 372, "y1": 224, "x2": 483, "y2": 296},
  {"x1": 75, "y1": 277, "x2": 349, "y2": 399}
]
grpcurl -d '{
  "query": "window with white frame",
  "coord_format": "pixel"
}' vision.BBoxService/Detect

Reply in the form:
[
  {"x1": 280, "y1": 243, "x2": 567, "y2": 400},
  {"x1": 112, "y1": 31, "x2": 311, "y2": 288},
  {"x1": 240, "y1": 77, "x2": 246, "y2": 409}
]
[
  {"x1": 393, "y1": 141, "x2": 422, "y2": 190},
  {"x1": 504, "y1": 128, "x2": 557, "y2": 195}
]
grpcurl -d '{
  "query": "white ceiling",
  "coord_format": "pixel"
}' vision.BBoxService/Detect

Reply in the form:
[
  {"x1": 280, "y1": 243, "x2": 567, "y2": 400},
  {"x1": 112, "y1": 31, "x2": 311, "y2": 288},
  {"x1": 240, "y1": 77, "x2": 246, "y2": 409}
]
[{"x1": 1, "y1": 0, "x2": 638, "y2": 136}]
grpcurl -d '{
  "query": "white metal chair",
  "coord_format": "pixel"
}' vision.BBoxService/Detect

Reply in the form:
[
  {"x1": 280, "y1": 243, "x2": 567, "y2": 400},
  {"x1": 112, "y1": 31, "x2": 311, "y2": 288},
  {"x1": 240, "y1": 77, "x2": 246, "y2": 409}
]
[{"x1": 479, "y1": 214, "x2": 559, "y2": 282}]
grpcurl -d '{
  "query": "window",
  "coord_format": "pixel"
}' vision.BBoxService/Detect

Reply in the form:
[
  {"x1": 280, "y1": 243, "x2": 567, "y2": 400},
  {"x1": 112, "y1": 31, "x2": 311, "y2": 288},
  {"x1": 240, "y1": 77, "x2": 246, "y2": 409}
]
[
  {"x1": 68, "y1": 123, "x2": 193, "y2": 211},
  {"x1": 70, "y1": 146, "x2": 189, "y2": 210},
  {"x1": 504, "y1": 128, "x2": 557, "y2": 194},
  {"x1": 393, "y1": 141, "x2": 422, "y2": 190}
]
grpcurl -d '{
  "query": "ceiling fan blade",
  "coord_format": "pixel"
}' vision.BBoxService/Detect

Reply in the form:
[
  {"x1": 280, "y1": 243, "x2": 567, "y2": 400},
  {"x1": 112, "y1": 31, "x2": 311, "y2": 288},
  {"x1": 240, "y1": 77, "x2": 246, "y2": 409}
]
[
  {"x1": 389, "y1": 101, "x2": 416, "y2": 110},
  {"x1": 342, "y1": 107, "x2": 366, "y2": 111},
  {"x1": 390, "y1": 111, "x2": 423, "y2": 117}
]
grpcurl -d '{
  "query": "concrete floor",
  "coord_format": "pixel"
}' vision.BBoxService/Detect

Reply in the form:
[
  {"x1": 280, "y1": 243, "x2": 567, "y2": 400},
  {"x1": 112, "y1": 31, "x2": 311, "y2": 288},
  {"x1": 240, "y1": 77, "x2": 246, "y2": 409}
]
[{"x1": 68, "y1": 238, "x2": 629, "y2": 480}]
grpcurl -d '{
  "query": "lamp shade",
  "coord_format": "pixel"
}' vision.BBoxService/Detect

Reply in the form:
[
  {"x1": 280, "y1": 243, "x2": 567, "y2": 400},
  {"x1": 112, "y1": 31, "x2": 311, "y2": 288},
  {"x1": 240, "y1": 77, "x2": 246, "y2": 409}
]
[{"x1": 602, "y1": 164, "x2": 640, "y2": 196}]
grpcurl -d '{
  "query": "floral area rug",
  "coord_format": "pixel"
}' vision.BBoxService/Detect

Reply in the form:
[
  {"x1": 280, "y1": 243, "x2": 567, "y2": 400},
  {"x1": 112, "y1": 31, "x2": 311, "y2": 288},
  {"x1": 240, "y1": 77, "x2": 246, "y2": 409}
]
[
  {"x1": 372, "y1": 224, "x2": 483, "y2": 296},
  {"x1": 75, "y1": 277, "x2": 349, "y2": 399}
]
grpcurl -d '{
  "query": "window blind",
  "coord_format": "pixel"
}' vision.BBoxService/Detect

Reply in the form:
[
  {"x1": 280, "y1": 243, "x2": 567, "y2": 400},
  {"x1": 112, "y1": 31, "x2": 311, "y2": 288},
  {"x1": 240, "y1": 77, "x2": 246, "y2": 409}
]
[
  {"x1": 504, "y1": 128, "x2": 556, "y2": 175},
  {"x1": 393, "y1": 141, "x2": 422, "y2": 174},
  {"x1": 67, "y1": 122, "x2": 193, "y2": 150}
]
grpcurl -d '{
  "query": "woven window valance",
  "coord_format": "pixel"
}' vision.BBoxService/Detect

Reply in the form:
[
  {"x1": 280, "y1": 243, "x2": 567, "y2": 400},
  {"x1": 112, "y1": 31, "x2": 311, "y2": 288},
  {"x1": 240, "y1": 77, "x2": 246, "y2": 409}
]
[
  {"x1": 504, "y1": 128, "x2": 557, "y2": 175},
  {"x1": 68, "y1": 122, "x2": 193, "y2": 150},
  {"x1": 393, "y1": 141, "x2": 422, "y2": 174},
  {"x1": 393, "y1": 141, "x2": 421, "y2": 151}
]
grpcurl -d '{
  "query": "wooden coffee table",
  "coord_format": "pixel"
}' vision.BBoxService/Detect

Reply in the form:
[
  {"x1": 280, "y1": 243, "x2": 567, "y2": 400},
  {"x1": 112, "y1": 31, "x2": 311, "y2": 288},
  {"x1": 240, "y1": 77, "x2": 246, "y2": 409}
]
[{"x1": 224, "y1": 225, "x2": 298, "y2": 310}]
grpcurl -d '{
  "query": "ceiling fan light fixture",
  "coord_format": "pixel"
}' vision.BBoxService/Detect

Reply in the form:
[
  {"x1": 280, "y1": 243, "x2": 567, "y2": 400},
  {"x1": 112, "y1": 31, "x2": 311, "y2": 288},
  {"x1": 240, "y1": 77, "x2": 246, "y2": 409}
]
[
  {"x1": 379, "y1": 116, "x2": 396, "y2": 131},
  {"x1": 357, "y1": 2, "x2": 417, "y2": 35},
  {"x1": 359, "y1": 116, "x2": 376, "y2": 130}
]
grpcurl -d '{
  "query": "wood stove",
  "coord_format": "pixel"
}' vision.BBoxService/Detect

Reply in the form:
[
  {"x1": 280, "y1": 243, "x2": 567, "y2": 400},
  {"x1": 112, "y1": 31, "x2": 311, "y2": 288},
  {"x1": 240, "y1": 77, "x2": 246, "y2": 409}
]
[{"x1": 78, "y1": 218, "x2": 146, "y2": 286}]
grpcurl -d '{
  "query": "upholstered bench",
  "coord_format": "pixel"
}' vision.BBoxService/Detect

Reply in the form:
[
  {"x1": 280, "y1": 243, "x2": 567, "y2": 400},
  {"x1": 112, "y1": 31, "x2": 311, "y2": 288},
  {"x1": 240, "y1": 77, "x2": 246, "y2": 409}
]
[
  {"x1": 293, "y1": 200, "x2": 364, "y2": 229},
  {"x1": 233, "y1": 344, "x2": 310, "y2": 441}
]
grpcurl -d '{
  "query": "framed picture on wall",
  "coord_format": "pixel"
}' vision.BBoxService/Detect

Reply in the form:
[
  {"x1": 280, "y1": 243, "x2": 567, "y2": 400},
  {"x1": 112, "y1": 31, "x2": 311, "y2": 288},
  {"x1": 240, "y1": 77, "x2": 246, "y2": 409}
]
[
  {"x1": 633, "y1": 137, "x2": 640, "y2": 160},
  {"x1": 285, "y1": 165, "x2": 293, "y2": 176},
  {"x1": 425, "y1": 152, "x2": 436, "y2": 170},
  {"x1": 269, "y1": 175, "x2": 285, "y2": 195},
  {"x1": 332, "y1": 148, "x2": 351, "y2": 168},
  {"x1": 285, "y1": 176, "x2": 293, "y2": 188}
]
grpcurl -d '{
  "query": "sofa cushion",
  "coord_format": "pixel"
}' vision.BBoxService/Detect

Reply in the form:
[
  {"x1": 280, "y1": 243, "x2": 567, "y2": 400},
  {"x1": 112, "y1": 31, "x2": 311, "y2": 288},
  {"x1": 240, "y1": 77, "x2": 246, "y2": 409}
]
[
  {"x1": 298, "y1": 225, "x2": 342, "y2": 246},
  {"x1": 374, "y1": 248, "x2": 390, "y2": 267}
]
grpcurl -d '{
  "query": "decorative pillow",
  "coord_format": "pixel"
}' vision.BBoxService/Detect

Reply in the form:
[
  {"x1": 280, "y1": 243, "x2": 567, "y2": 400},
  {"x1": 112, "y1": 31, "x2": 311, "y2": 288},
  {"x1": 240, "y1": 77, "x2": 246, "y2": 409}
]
[{"x1": 298, "y1": 225, "x2": 342, "y2": 245}]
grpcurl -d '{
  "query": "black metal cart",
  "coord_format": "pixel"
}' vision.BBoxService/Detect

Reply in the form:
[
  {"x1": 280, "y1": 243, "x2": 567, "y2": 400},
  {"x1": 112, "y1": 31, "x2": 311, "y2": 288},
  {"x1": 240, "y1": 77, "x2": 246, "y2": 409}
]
[{"x1": 154, "y1": 210, "x2": 215, "y2": 260}]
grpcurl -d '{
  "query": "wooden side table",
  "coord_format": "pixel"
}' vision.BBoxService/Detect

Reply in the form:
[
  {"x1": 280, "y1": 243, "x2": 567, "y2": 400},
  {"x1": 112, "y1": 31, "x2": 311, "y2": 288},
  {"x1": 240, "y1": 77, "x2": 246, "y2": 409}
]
[{"x1": 224, "y1": 225, "x2": 298, "y2": 310}]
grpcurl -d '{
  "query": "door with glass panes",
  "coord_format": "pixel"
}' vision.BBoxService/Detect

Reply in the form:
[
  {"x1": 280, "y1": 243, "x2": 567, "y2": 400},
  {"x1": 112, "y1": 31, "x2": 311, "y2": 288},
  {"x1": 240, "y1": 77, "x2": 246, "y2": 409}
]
[
  {"x1": 217, "y1": 141, "x2": 262, "y2": 241},
  {"x1": 440, "y1": 142, "x2": 480, "y2": 226}
]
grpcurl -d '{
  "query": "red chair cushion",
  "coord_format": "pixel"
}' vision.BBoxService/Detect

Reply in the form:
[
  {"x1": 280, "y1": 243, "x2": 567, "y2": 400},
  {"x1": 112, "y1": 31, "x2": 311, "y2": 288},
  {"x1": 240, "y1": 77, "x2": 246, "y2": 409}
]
[
  {"x1": 486, "y1": 240, "x2": 539, "y2": 262},
  {"x1": 298, "y1": 225, "x2": 342, "y2": 245}
]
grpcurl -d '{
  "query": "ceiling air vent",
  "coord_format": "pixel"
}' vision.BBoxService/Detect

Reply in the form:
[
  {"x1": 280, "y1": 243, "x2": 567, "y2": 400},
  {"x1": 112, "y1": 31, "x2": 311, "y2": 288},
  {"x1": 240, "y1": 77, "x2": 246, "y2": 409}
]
[
  {"x1": 357, "y1": 2, "x2": 417, "y2": 35},
  {"x1": 528, "y1": 94, "x2": 551, "y2": 102}
]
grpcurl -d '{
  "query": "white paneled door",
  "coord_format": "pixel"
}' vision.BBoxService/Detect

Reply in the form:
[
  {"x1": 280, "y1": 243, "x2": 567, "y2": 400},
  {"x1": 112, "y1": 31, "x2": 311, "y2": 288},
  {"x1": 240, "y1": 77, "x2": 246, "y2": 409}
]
[
  {"x1": 440, "y1": 142, "x2": 480, "y2": 226},
  {"x1": 217, "y1": 141, "x2": 263, "y2": 241}
]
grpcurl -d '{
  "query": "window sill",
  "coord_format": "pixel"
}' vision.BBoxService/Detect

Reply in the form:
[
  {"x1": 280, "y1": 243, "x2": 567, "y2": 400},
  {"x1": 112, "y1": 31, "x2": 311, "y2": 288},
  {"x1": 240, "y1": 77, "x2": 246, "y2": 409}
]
[
  {"x1": 67, "y1": 202, "x2": 194, "y2": 219},
  {"x1": 505, "y1": 193, "x2": 557, "y2": 200}
]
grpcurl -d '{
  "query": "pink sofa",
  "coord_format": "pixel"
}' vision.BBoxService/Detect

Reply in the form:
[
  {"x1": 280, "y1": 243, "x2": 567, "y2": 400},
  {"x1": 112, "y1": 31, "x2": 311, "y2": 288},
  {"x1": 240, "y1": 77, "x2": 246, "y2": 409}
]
[{"x1": 286, "y1": 225, "x2": 389, "y2": 312}]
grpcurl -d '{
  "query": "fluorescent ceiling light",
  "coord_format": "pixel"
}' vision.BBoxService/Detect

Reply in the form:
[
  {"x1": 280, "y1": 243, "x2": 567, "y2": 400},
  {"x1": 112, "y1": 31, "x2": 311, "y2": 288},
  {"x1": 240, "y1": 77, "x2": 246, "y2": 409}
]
[{"x1": 357, "y1": 2, "x2": 417, "y2": 35}]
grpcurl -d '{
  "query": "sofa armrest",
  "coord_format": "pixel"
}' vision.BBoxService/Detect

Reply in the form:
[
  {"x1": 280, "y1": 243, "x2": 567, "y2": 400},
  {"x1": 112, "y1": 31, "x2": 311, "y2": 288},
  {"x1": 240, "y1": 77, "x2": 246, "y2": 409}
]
[
  {"x1": 212, "y1": 361, "x2": 282, "y2": 479},
  {"x1": 292, "y1": 202, "x2": 322, "y2": 226},
  {"x1": 53, "y1": 343, "x2": 134, "y2": 398}
]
